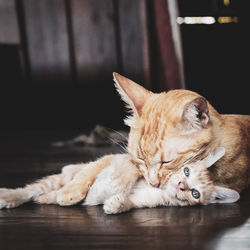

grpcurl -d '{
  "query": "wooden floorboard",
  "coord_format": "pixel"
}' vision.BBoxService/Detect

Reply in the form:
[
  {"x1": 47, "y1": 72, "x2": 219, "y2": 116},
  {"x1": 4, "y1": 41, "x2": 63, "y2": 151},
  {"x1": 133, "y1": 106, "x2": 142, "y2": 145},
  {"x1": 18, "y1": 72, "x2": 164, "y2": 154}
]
[{"x1": 0, "y1": 130, "x2": 250, "y2": 250}]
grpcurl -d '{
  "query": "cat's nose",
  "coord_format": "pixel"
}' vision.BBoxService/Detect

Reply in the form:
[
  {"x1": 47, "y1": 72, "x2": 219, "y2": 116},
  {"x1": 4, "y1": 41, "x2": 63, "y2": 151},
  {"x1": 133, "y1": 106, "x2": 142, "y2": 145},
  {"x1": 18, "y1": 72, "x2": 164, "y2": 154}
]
[
  {"x1": 150, "y1": 181, "x2": 160, "y2": 188},
  {"x1": 177, "y1": 181, "x2": 188, "y2": 191}
]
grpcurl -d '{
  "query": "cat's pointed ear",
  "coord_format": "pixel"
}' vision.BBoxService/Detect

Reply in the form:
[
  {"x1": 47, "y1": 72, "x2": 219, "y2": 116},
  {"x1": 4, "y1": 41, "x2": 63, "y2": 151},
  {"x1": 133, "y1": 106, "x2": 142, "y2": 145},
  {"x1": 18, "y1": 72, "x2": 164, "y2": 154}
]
[
  {"x1": 209, "y1": 186, "x2": 240, "y2": 204},
  {"x1": 182, "y1": 97, "x2": 210, "y2": 130},
  {"x1": 202, "y1": 147, "x2": 225, "y2": 168},
  {"x1": 113, "y1": 72, "x2": 150, "y2": 116}
]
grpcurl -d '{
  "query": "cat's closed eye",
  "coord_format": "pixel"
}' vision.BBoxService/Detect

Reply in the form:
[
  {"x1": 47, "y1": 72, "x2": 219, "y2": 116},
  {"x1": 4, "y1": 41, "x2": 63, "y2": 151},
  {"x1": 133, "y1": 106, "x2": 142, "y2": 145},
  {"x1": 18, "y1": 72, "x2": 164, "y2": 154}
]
[
  {"x1": 138, "y1": 157, "x2": 144, "y2": 162},
  {"x1": 161, "y1": 160, "x2": 172, "y2": 165}
]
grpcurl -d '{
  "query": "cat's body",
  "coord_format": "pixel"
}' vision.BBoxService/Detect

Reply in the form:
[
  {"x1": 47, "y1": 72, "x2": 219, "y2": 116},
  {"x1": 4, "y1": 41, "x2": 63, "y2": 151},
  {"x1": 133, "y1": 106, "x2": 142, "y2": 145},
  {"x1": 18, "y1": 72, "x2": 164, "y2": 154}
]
[
  {"x1": 0, "y1": 148, "x2": 240, "y2": 213},
  {"x1": 208, "y1": 114, "x2": 250, "y2": 191}
]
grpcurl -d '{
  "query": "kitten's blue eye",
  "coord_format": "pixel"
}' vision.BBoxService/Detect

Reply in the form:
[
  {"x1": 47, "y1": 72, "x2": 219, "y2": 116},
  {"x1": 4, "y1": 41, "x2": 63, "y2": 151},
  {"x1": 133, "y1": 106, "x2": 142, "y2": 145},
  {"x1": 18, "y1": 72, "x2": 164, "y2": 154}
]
[
  {"x1": 183, "y1": 167, "x2": 190, "y2": 177},
  {"x1": 191, "y1": 189, "x2": 200, "y2": 199}
]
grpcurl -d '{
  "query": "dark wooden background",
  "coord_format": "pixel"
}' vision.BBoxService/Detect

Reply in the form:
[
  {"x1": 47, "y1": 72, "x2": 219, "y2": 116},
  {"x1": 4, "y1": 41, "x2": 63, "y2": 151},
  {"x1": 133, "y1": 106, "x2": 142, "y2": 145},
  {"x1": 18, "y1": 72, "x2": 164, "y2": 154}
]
[
  {"x1": 0, "y1": 0, "x2": 249, "y2": 129},
  {"x1": 0, "y1": 0, "x2": 153, "y2": 129},
  {"x1": 0, "y1": 0, "x2": 153, "y2": 85}
]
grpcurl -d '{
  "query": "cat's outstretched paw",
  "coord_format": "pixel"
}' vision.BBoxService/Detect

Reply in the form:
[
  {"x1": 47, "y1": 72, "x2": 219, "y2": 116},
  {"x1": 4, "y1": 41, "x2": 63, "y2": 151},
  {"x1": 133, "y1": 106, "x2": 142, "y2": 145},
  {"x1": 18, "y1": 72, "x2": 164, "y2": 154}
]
[
  {"x1": 0, "y1": 188, "x2": 25, "y2": 209},
  {"x1": 56, "y1": 184, "x2": 89, "y2": 206},
  {"x1": 0, "y1": 199, "x2": 19, "y2": 209},
  {"x1": 103, "y1": 194, "x2": 127, "y2": 214}
]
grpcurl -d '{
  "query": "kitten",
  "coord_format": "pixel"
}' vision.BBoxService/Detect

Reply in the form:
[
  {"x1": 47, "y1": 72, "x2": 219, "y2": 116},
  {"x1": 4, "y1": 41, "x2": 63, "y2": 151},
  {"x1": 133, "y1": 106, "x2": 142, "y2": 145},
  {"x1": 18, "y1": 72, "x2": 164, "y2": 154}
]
[
  {"x1": 0, "y1": 148, "x2": 239, "y2": 214},
  {"x1": 84, "y1": 147, "x2": 239, "y2": 214}
]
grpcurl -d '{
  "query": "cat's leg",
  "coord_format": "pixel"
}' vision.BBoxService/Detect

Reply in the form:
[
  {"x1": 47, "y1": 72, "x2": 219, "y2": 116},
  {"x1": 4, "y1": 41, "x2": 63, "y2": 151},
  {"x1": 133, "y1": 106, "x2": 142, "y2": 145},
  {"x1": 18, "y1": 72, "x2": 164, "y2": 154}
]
[
  {"x1": 0, "y1": 173, "x2": 65, "y2": 209},
  {"x1": 104, "y1": 180, "x2": 166, "y2": 214},
  {"x1": 104, "y1": 189, "x2": 165, "y2": 214},
  {"x1": 35, "y1": 161, "x2": 109, "y2": 205},
  {"x1": 57, "y1": 154, "x2": 115, "y2": 206},
  {"x1": 103, "y1": 193, "x2": 134, "y2": 214},
  {"x1": 0, "y1": 162, "x2": 85, "y2": 209},
  {"x1": 0, "y1": 188, "x2": 33, "y2": 209},
  {"x1": 61, "y1": 164, "x2": 84, "y2": 176},
  {"x1": 34, "y1": 191, "x2": 58, "y2": 204},
  {"x1": 100, "y1": 156, "x2": 140, "y2": 214},
  {"x1": 34, "y1": 165, "x2": 84, "y2": 205}
]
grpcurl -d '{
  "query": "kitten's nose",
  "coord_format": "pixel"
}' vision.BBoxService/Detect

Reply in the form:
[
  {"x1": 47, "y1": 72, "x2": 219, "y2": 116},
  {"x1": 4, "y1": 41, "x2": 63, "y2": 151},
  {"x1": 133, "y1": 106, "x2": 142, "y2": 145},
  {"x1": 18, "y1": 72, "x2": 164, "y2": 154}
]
[
  {"x1": 150, "y1": 181, "x2": 160, "y2": 188},
  {"x1": 177, "y1": 181, "x2": 188, "y2": 191}
]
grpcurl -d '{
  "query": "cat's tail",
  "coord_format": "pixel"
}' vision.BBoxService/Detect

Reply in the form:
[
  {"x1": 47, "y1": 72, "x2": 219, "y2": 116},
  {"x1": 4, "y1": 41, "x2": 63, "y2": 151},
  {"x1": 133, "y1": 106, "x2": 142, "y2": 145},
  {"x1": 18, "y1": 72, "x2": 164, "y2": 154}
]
[{"x1": 0, "y1": 172, "x2": 72, "y2": 209}]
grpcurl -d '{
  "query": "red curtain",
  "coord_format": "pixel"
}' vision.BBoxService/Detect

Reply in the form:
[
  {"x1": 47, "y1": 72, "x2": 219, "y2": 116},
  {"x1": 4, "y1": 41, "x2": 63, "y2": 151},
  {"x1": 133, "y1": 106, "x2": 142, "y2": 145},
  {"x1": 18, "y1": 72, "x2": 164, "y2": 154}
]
[{"x1": 151, "y1": 0, "x2": 183, "y2": 91}]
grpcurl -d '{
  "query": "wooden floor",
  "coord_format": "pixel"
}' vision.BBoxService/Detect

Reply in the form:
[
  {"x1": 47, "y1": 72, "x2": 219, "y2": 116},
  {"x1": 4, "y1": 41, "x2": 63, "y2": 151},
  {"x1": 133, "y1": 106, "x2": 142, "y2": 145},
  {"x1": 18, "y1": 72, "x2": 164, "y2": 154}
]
[{"x1": 0, "y1": 130, "x2": 250, "y2": 250}]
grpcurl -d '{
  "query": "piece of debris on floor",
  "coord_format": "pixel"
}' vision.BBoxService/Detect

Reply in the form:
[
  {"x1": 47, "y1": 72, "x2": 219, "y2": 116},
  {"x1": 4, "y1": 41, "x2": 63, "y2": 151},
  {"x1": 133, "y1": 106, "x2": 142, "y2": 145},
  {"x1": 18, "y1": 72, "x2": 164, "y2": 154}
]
[{"x1": 51, "y1": 125, "x2": 128, "y2": 147}]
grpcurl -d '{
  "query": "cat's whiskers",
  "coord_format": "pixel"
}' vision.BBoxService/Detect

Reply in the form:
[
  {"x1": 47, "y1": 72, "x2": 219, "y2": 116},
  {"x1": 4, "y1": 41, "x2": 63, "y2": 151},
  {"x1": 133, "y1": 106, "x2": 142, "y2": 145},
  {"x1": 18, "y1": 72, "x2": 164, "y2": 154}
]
[
  {"x1": 103, "y1": 134, "x2": 128, "y2": 153},
  {"x1": 184, "y1": 144, "x2": 209, "y2": 165},
  {"x1": 104, "y1": 127, "x2": 129, "y2": 153},
  {"x1": 107, "y1": 127, "x2": 128, "y2": 141}
]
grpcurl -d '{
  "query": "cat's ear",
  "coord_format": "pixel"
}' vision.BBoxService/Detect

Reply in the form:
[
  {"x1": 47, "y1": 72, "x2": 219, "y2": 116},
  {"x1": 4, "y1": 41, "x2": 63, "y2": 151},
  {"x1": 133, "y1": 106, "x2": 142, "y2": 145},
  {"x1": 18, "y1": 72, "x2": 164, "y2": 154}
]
[
  {"x1": 209, "y1": 186, "x2": 240, "y2": 204},
  {"x1": 182, "y1": 97, "x2": 210, "y2": 130},
  {"x1": 202, "y1": 147, "x2": 225, "y2": 168},
  {"x1": 113, "y1": 72, "x2": 150, "y2": 116}
]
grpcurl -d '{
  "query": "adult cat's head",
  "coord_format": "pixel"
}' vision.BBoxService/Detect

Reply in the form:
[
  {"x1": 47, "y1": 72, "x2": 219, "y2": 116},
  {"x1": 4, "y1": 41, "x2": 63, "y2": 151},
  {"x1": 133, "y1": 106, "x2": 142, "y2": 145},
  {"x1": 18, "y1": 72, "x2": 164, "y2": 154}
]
[
  {"x1": 165, "y1": 147, "x2": 239, "y2": 206},
  {"x1": 113, "y1": 73, "x2": 221, "y2": 188}
]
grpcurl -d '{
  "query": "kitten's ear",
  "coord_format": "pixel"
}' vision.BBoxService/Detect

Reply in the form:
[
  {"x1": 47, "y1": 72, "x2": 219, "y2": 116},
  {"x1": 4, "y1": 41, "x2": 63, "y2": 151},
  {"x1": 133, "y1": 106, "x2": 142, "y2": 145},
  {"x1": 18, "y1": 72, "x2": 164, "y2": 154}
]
[
  {"x1": 182, "y1": 97, "x2": 210, "y2": 130},
  {"x1": 209, "y1": 186, "x2": 240, "y2": 204},
  {"x1": 203, "y1": 147, "x2": 225, "y2": 168},
  {"x1": 113, "y1": 72, "x2": 150, "y2": 116}
]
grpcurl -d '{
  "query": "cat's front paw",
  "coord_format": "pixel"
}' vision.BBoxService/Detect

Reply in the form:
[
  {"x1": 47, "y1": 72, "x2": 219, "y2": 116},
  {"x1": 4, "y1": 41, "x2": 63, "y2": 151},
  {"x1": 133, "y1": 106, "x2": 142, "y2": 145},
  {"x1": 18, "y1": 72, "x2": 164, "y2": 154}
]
[
  {"x1": 103, "y1": 195, "x2": 127, "y2": 214},
  {"x1": 56, "y1": 184, "x2": 88, "y2": 206}
]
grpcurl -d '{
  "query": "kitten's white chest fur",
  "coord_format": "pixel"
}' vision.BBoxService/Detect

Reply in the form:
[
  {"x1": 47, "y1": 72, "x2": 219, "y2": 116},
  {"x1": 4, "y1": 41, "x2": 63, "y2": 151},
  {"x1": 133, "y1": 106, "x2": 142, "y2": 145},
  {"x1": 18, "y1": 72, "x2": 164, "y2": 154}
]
[{"x1": 83, "y1": 154, "x2": 139, "y2": 206}]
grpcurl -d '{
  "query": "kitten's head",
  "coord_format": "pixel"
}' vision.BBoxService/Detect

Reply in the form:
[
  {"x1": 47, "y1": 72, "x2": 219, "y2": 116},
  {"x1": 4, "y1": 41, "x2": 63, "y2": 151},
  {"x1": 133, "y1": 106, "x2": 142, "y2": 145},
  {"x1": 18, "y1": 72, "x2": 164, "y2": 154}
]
[
  {"x1": 165, "y1": 147, "x2": 239, "y2": 206},
  {"x1": 113, "y1": 73, "x2": 218, "y2": 187}
]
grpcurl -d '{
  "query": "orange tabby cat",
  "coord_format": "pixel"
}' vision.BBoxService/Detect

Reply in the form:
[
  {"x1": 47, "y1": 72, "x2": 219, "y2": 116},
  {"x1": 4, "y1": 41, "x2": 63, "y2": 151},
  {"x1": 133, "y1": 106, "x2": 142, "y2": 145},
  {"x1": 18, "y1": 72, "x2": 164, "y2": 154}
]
[
  {"x1": 116, "y1": 72, "x2": 250, "y2": 192},
  {"x1": 51, "y1": 72, "x2": 249, "y2": 205}
]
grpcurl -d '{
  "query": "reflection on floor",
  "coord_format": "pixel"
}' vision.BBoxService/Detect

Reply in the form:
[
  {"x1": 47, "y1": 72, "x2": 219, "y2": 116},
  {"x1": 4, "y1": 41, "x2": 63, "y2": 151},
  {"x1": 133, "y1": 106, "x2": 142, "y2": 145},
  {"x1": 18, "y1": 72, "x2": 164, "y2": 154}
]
[{"x1": 0, "y1": 130, "x2": 249, "y2": 250}]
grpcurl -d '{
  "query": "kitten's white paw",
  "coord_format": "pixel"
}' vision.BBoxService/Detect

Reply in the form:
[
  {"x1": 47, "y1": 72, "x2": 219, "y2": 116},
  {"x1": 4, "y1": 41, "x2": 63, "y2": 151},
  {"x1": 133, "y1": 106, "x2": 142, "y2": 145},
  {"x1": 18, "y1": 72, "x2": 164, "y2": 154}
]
[
  {"x1": 0, "y1": 198, "x2": 7, "y2": 209},
  {"x1": 0, "y1": 199, "x2": 20, "y2": 209},
  {"x1": 103, "y1": 195, "x2": 126, "y2": 214},
  {"x1": 0, "y1": 188, "x2": 27, "y2": 209}
]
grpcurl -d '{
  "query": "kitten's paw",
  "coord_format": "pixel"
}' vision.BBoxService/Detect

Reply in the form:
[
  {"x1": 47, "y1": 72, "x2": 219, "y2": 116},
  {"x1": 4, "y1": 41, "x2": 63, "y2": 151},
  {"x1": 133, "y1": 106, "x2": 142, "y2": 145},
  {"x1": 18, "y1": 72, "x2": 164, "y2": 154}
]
[
  {"x1": 0, "y1": 198, "x2": 7, "y2": 209},
  {"x1": 103, "y1": 195, "x2": 126, "y2": 214},
  {"x1": 0, "y1": 189, "x2": 24, "y2": 209},
  {"x1": 0, "y1": 199, "x2": 20, "y2": 209},
  {"x1": 56, "y1": 184, "x2": 89, "y2": 206}
]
